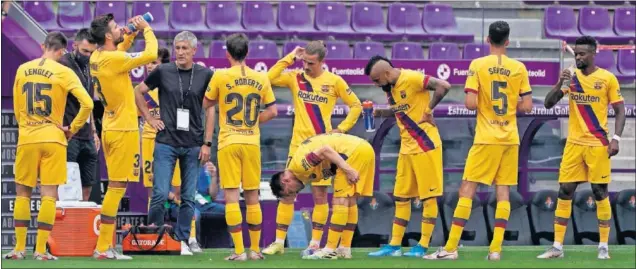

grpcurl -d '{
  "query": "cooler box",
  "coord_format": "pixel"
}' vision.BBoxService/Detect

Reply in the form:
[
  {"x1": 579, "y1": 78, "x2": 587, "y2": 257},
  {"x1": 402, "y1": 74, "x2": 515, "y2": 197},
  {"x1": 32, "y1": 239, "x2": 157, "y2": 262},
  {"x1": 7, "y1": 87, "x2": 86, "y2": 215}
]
[{"x1": 48, "y1": 201, "x2": 115, "y2": 257}]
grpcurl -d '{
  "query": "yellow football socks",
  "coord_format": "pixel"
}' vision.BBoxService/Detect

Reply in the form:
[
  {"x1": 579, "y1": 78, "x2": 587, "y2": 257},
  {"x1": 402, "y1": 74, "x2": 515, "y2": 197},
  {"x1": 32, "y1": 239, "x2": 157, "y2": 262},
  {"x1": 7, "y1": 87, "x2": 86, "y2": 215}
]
[
  {"x1": 489, "y1": 201, "x2": 510, "y2": 253},
  {"x1": 246, "y1": 204, "x2": 262, "y2": 252},
  {"x1": 554, "y1": 198, "x2": 572, "y2": 247},
  {"x1": 311, "y1": 203, "x2": 329, "y2": 245},
  {"x1": 389, "y1": 200, "x2": 411, "y2": 246},
  {"x1": 340, "y1": 204, "x2": 358, "y2": 248},
  {"x1": 596, "y1": 197, "x2": 611, "y2": 245},
  {"x1": 96, "y1": 187, "x2": 125, "y2": 252},
  {"x1": 420, "y1": 198, "x2": 438, "y2": 248},
  {"x1": 13, "y1": 196, "x2": 30, "y2": 252},
  {"x1": 445, "y1": 197, "x2": 472, "y2": 252},
  {"x1": 226, "y1": 203, "x2": 244, "y2": 255},
  {"x1": 274, "y1": 202, "x2": 294, "y2": 243},
  {"x1": 325, "y1": 204, "x2": 347, "y2": 250}
]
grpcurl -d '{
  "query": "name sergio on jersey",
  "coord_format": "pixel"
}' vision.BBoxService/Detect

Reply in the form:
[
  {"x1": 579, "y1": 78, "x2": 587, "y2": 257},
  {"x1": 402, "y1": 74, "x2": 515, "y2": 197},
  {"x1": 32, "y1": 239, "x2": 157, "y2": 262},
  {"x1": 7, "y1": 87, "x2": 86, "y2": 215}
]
[
  {"x1": 298, "y1": 91, "x2": 328, "y2": 104},
  {"x1": 570, "y1": 92, "x2": 601, "y2": 104},
  {"x1": 488, "y1": 67, "x2": 511, "y2": 77}
]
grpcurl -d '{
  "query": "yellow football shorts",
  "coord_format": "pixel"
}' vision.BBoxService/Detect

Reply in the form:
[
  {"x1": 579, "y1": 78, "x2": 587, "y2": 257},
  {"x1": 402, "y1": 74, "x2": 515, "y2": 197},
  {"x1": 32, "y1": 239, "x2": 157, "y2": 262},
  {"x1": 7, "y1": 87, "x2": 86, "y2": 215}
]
[
  {"x1": 333, "y1": 141, "x2": 376, "y2": 198},
  {"x1": 559, "y1": 142, "x2": 611, "y2": 184},
  {"x1": 102, "y1": 130, "x2": 140, "y2": 182},
  {"x1": 141, "y1": 138, "x2": 181, "y2": 188},
  {"x1": 218, "y1": 144, "x2": 261, "y2": 191},
  {"x1": 463, "y1": 144, "x2": 519, "y2": 186},
  {"x1": 394, "y1": 147, "x2": 444, "y2": 200},
  {"x1": 15, "y1": 143, "x2": 67, "y2": 188}
]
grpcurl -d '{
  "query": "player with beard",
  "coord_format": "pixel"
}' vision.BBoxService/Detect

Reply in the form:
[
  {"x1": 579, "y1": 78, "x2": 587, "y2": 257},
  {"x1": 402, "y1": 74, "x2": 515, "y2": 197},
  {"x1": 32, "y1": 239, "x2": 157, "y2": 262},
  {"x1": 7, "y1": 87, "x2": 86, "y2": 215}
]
[{"x1": 89, "y1": 13, "x2": 157, "y2": 260}]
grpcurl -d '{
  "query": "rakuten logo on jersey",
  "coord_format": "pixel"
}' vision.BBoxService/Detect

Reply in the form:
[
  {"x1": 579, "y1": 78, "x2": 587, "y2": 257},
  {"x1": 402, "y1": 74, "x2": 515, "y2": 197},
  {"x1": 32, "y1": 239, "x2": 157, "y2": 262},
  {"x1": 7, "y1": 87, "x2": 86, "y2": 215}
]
[{"x1": 527, "y1": 69, "x2": 546, "y2": 78}]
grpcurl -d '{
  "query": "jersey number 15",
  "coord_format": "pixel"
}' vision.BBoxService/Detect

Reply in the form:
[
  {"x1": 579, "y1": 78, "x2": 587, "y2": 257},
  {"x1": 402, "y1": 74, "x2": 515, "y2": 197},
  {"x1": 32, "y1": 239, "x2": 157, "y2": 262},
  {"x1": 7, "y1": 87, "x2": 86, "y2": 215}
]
[{"x1": 22, "y1": 82, "x2": 52, "y2": 116}]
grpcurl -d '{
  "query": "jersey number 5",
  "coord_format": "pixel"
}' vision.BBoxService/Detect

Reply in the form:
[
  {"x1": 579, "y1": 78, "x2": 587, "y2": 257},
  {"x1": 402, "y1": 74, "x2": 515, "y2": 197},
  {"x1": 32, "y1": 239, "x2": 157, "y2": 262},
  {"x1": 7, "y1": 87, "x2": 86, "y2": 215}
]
[
  {"x1": 225, "y1": 93, "x2": 261, "y2": 127},
  {"x1": 22, "y1": 82, "x2": 52, "y2": 116},
  {"x1": 491, "y1": 81, "x2": 508, "y2": 116}
]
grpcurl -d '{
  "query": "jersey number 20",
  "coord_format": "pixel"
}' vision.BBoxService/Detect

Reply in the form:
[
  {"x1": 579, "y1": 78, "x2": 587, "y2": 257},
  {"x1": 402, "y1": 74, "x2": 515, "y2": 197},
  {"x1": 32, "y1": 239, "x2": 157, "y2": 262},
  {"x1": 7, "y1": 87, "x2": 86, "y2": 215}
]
[
  {"x1": 491, "y1": 81, "x2": 508, "y2": 116},
  {"x1": 22, "y1": 82, "x2": 52, "y2": 116},
  {"x1": 225, "y1": 93, "x2": 261, "y2": 127}
]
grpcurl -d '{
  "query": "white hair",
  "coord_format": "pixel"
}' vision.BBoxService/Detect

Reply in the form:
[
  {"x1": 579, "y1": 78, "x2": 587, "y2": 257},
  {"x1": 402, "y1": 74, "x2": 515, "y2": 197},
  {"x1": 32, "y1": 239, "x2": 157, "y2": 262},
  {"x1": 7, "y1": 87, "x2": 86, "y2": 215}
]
[{"x1": 174, "y1": 31, "x2": 197, "y2": 49}]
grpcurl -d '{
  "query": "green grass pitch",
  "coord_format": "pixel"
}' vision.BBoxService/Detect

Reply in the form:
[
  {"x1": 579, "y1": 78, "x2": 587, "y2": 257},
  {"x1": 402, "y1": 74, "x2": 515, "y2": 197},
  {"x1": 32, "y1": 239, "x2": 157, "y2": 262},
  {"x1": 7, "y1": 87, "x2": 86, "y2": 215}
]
[{"x1": 2, "y1": 246, "x2": 635, "y2": 268}]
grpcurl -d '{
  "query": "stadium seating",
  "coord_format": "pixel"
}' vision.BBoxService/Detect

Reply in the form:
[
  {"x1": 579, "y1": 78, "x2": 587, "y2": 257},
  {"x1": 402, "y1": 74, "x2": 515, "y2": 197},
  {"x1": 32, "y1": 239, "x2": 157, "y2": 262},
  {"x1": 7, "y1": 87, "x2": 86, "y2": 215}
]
[
  {"x1": 614, "y1": 7, "x2": 636, "y2": 39},
  {"x1": 325, "y1": 41, "x2": 353, "y2": 59},
  {"x1": 351, "y1": 2, "x2": 402, "y2": 42},
  {"x1": 572, "y1": 190, "x2": 618, "y2": 245},
  {"x1": 596, "y1": 50, "x2": 634, "y2": 83},
  {"x1": 485, "y1": 192, "x2": 533, "y2": 246},
  {"x1": 206, "y1": 2, "x2": 248, "y2": 39},
  {"x1": 617, "y1": 49, "x2": 636, "y2": 77},
  {"x1": 355, "y1": 192, "x2": 395, "y2": 247},
  {"x1": 528, "y1": 190, "x2": 575, "y2": 245},
  {"x1": 208, "y1": 40, "x2": 226, "y2": 59},
  {"x1": 544, "y1": 6, "x2": 582, "y2": 43},
  {"x1": 133, "y1": 39, "x2": 169, "y2": 53},
  {"x1": 242, "y1": 2, "x2": 289, "y2": 39},
  {"x1": 283, "y1": 41, "x2": 307, "y2": 56},
  {"x1": 578, "y1": 6, "x2": 632, "y2": 45},
  {"x1": 594, "y1": 0, "x2": 626, "y2": 4},
  {"x1": 428, "y1": 42, "x2": 461, "y2": 60},
  {"x1": 613, "y1": 189, "x2": 635, "y2": 245},
  {"x1": 169, "y1": 1, "x2": 209, "y2": 37},
  {"x1": 94, "y1": 2, "x2": 127, "y2": 26},
  {"x1": 132, "y1": 1, "x2": 170, "y2": 37},
  {"x1": 23, "y1": 1, "x2": 61, "y2": 32},
  {"x1": 172, "y1": 41, "x2": 205, "y2": 58},
  {"x1": 277, "y1": 2, "x2": 328, "y2": 40},
  {"x1": 422, "y1": 4, "x2": 473, "y2": 43},
  {"x1": 523, "y1": 1, "x2": 554, "y2": 5},
  {"x1": 314, "y1": 2, "x2": 365, "y2": 40},
  {"x1": 442, "y1": 192, "x2": 488, "y2": 246},
  {"x1": 463, "y1": 43, "x2": 490, "y2": 60},
  {"x1": 248, "y1": 40, "x2": 279, "y2": 59},
  {"x1": 353, "y1": 41, "x2": 386, "y2": 59},
  {"x1": 387, "y1": 3, "x2": 437, "y2": 42},
  {"x1": 391, "y1": 42, "x2": 425, "y2": 60},
  {"x1": 58, "y1": 1, "x2": 92, "y2": 35},
  {"x1": 559, "y1": 1, "x2": 590, "y2": 4},
  {"x1": 403, "y1": 198, "x2": 446, "y2": 247}
]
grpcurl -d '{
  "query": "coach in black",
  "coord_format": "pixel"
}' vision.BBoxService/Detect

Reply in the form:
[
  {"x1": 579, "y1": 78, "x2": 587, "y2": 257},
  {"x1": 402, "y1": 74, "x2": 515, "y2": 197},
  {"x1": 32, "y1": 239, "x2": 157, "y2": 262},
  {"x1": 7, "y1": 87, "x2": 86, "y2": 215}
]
[
  {"x1": 134, "y1": 31, "x2": 214, "y2": 253},
  {"x1": 60, "y1": 28, "x2": 100, "y2": 201}
]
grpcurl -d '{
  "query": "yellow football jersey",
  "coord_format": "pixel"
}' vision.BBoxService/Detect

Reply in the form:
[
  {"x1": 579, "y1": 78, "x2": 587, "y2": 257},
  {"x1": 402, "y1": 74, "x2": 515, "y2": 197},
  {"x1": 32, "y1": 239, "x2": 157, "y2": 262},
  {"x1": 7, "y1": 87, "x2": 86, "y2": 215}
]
[
  {"x1": 90, "y1": 28, "x2": 158, "y2": 131},
  {"x1": 287, "y1": 133, "x2": 365, "y2": 184},
  {"x1": 564, "y1": 68, "x2": 623, "y2": 146},
  {"x1": 464, "y1": 54, "x2": 532, "y2": 145},
  {"x1": 13, "y1": 58, "x2": 93, "y2": 146},
  {"x1": 386, "y1": 69, "x2": 441, "y2": 154},
  {"x1": 141, "y1": 90, "x2": 160, "y2": 139},
  {"x1": 205, "y1": 65, "x2": 276, "y2": 150},
  {"x1": 269, "y1": 52, "x2": 362, "y2": 147}
]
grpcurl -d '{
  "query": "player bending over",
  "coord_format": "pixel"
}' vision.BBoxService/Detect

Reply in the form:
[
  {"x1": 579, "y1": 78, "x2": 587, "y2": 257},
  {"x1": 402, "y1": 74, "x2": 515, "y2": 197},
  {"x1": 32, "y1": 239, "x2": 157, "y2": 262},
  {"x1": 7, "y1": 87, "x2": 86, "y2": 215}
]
[
  {"x1": 424, "y1": 21, "x2": 533, "y2": 261},
  {"x1": 270, "y1": 133, "x2": 376, "y2": 260},
  {"x1": 4, "y1": 32, "x2": 94, "y2": 261},
  {"x1": 89, "y1": 13, "x2": 158, "y2": 260},
  {"x1": 263, "y1": 41, "x2": 362, "y2": 257},
  {"x1": 203, "y1": 33, "x2": 278, "y2": 261},
  {"x1": 537, "y1": 36, "x2": 625, "y2": 260},
  {"x1": 364, "y1": 55, "x2": 451, "y2": 258}
]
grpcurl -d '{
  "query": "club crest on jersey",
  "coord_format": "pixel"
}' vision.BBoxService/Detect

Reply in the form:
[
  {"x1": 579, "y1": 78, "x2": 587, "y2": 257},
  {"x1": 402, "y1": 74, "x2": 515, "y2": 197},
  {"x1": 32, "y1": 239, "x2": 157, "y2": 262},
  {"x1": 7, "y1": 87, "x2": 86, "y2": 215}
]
[
  {"x1": 400, "y1": 90, "x2": 407, "y2": 99},
  {"x1": 594, "y1": 80, "x2": 603, "y2": 90},
  {"x1": 321, "y1": 85, "x2": 332, "y2": 93}
]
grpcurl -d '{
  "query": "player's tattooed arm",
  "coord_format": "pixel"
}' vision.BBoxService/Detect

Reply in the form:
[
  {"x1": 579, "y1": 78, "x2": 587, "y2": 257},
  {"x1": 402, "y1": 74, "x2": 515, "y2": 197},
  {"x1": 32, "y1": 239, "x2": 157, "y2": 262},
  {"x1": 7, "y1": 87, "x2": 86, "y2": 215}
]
[{"x1": 426, "y1": 76, "x2": 451, "y2": 110}]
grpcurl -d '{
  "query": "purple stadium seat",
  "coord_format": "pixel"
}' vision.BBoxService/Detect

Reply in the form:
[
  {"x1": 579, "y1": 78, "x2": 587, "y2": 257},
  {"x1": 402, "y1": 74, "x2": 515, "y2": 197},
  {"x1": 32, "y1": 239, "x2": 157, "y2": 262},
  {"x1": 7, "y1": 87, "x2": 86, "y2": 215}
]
[
  {"x1": 169, "y1": 2, "x2": 210, "y2": 36},
  {"x1": 133, "y1": 39, "x2": 169, "y2": 53},
  {"x1": 315, "y1": 2, "x2": 365, "y2": 40},
  {"x1": 632, "y1": 1, "x2": 636, "y2": 4},
  {"x1": 353, "y1": 42, "x2": 385, "y2": 59},
  {"x1": 242, "y1": 2, "x2": 289, "y2": 39},
  {"x1": 132, "y1": 2, "x2": 170, "y2": 36},
  {"x1": 325, "y1": 41, "x2": 352, "y2": 59},
  {"x1": 543, "y1": 6, "x2": 581, "y2": 43},
  {"x1": 428, "y1": 42, "x2": 461, "y2": 60},
  {"x1": 209, "y1": 41, "x2": 227, "y2": 59},
  {"x1": 248, "y1": 40, "x2": 279, "y2": 59},
  {"x1": 559, "y1": 1, "x2": 589, "y2": 4},
  {"x1": 617, "y1": 49, "x2": 636, "y2": 77},
  {"x1": 614, "y1": 7, "x2": 636, "y2": 39},
  {"x1": 422, "y1": 4, "x2": 473, "y2": 43},
  {"x1": 391, "y1": 42, "x2": 424, "y2": 60},
  {"x1": 58, "y1": 1, "x2": 92, "y2": 35},
  {"x1": 594, "y1": 0, "x2": 625, "y2": 4},
  {"x1": 387, "y1": 3, "x2": 438, "y2": 41},
  {"x1": 579, "y1": 7, "x2": 632, "y2": 45},
  {"x1": 523, "y1": 1, "x2": 554, "y2": 4},
  {"x1": 596, "y1": 50, "x2": 633, "y2": 83},
  {"x1": 351, "y1": 3, "x2": 402, "y2": 42},
  {"x1": 206, "y1": 2, "x2": 247, "y2": 38},
  {"x1": 463, "y1": 43, "x2": 490, "y2": 60},
  {"x1": 278, "y1": 2, "x2": 327, "y2": 40},
  {"x1": 283, "y1": 41, "x2": 308, "y2": 56},
  {"x1": 172, "y1": 41, "x2": 205, "y2": 58},
  {"x1": 23, "y1": 1, "x2": 62, "y2": 31},
  {"x1": 95, "y1": 2, "x2": 126, "y2": 26}
]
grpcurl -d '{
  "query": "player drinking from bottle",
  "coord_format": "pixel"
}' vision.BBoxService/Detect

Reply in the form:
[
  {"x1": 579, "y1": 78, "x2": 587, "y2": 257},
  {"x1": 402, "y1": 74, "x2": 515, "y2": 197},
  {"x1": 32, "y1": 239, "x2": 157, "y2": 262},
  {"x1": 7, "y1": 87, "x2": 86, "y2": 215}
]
[{"x1": 263, "y1": 41, "x2": 362, "y2": 258}]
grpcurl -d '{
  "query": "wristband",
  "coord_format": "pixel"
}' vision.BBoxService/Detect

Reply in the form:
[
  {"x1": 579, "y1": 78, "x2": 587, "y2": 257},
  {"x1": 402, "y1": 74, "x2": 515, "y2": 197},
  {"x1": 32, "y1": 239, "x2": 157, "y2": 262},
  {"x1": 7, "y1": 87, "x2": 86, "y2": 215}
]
[{"x1": 612, "y1": 135, "x2": 621, "y2": 142}]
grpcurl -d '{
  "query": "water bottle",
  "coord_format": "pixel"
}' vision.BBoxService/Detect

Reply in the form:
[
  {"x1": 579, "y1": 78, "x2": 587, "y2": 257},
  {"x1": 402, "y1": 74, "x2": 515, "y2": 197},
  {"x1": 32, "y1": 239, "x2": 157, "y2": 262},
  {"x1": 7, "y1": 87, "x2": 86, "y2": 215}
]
[
  {"x1": 362, "y1": 100, "x2": 375, "y2": 133},
  {"x1": 561, "y1": 65, "x2": 575, "y2": 92},
  {"x1": 127, "y1": 12, "x2": 154, "y2": 32}
]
